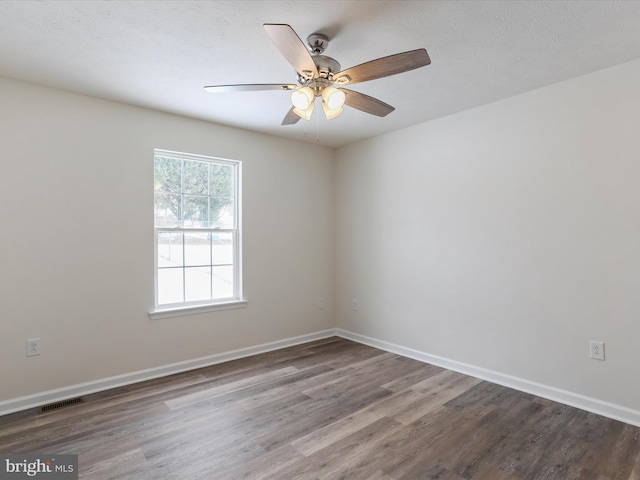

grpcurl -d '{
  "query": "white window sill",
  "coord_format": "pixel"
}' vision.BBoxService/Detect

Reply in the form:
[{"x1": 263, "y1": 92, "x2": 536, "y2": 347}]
[{"x1": 149, "y1": 299, "x2": 248, "y2": 320}]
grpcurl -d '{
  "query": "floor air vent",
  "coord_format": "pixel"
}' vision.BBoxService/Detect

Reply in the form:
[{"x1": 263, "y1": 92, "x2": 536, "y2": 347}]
[{"x1": 38, "y1": 397, "x2": 83, "y2": 414}]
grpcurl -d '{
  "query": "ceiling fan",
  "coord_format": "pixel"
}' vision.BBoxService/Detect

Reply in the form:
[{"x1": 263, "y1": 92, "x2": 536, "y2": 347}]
[{"x1": 204, "y1": 24, "x2": 431, "y2": 124}]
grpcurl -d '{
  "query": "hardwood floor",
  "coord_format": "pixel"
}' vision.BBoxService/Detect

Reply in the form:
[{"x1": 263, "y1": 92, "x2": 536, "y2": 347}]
[{"x1": 1, "y1": 337, "x2": 639, "y2": 479}]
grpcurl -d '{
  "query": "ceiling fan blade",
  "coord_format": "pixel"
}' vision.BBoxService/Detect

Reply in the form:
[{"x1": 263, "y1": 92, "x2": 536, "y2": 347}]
[
  {"x1": 282, "y1": 108, "x2": 301, "y2": 125},
  {"x1": 333, "y1": 49, "x2": 430, "y2": 86},
  {"x1": 263, "y1": 24, "x2": 318, "y2": 79},
  {"x1": 204, "y1": 84, "x2": 297, "y2": 93},
  {"x1": 343, "y1": 89, "x2": 395, "y2": 117}
]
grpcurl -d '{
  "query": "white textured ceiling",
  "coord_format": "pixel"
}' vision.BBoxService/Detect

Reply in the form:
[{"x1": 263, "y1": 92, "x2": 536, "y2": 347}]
[{"x1": 1, "y1": 0, "x2": 640, "y2": 147}]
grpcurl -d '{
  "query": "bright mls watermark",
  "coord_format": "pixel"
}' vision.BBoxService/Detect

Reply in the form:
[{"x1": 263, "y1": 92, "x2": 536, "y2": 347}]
[{"x1": 1, "y1": 454, "x2": 77, "y2": 479}]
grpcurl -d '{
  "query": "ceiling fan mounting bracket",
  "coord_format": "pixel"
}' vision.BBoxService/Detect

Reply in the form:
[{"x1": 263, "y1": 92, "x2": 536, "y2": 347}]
[{"x1": 307, "y1": 33, "x2": 329, "y2": 55}]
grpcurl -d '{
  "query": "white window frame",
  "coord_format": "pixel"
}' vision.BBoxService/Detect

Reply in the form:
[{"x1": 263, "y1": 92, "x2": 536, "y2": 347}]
[{"x1": 150, "y1": 149, "x2": 245, "y2": 319}]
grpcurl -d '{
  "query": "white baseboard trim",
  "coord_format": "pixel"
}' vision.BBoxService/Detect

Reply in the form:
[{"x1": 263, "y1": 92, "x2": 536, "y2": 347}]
[
  {"x1": 0, "y1": 329, "x2": 337, "y2": 417},
  {"x1": 336, "y1": 328, "x2": 640, "y2": 428},
  {"x1": 5, "y1": 328, "x2": 639, "y2": 428}
]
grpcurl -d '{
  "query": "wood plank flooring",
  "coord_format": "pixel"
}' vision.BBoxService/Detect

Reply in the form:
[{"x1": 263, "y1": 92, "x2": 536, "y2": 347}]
[{"x1": 1, "y1": 337, "x2": 640, "y2": 479}]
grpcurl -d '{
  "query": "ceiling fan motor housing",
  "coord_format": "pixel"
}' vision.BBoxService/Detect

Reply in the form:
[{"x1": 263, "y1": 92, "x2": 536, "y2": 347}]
[
  {"x1": 297, "y1": 54, "x2": 342, "y2": 98},
  {"x1": 313, "y1": 55, "x2": 341, "y2": 77},
  {"x1": 297, "y1": 54, "x2": 341, "y2": 79}
]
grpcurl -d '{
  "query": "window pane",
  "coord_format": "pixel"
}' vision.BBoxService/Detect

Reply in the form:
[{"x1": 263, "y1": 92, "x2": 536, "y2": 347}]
[
  {"x1": 183, "y1": 194, "x2": 208, "y2": 227},
  {"x1": 210, "y1": 164, "x2": 233, "y2": 197},
  {"x1": 158, "y1": 268, "x2": 183, "y2": 305},
  {"x1": 185, "y1": 266, "x2": 211, "y2": 302},
  {"x1": 212, "y1": 233, "x2": 233, "y2": 265},
  {"x1": 158, "y1": 232, "x2": 184, "y2": 268},
  {"x1": 184, "y1": 232, "x2": 211, "y2": 267},
  {"x1": 183, "y1": 160, "x2": 209, "y2": 194},
  {"x1": 210, "y1": 164, "x2": 234, "y2": 228},
  {"x1": 212, "y1": 265, "x2": 233, "y2": 299},
  {"x1": 210, "y1": 197, "x2": 234, "y2": 229},
  {"x1": 154, "y1": 156, "x2": 182, "y2": 194},
  {"x1": 154, "y1": 193, "x2": 181, "y2": 227}
]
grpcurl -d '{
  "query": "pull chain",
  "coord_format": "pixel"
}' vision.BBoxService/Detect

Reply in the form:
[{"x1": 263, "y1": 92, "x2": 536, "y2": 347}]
[{"x1": 316, "y1": 100, "x2": 320, "y2": 144}]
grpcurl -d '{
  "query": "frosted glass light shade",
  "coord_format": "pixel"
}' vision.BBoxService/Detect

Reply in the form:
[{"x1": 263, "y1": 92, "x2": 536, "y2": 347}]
[
  {"x1": 293, "y1": 101, "x2": 314, "y2": 120},
  {"x1": 291, "y1": 87, "x2": 314, "y2": 110},
  {"x1": 322, "y1": 86, "x2": 346, "y2": 110},
  {"x1": 322, "y1": 102, "x2": 343, "y2": 120}
]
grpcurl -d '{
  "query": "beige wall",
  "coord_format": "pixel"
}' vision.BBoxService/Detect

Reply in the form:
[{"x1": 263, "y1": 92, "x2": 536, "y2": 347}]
[
  {"x1": 0, "y1": 77, "x2": 335, "y2": 401},
  {"x1": 4, "y1": 56, "x2": 640, "y2": 418},
  {"x1": 335, "y1": 58, "x2": 640, "y2": 411}
]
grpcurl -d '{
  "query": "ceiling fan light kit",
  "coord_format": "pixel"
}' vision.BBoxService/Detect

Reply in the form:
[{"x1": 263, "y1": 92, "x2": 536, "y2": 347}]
[
  {"x1": 293, "y1": 103, "x2": 314, "y2": 120},
  {"x1": 291, "y1": 86, "x2": 315, "y2": 110},
  {"x1": 322, "y1": 102, "x2": 343, "y2": 120},
  {"x1": 204, "y1": 24, "x2": 431, "y2": 126},
  {"x1": 292, "y1": 83, "x2": 347, "y2": 120},
  {"x1": 322, "y1": 86, "x2": 346, "y2": 110}
]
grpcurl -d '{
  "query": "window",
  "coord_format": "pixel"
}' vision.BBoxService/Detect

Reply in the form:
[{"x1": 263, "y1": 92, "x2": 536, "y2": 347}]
[{"x1": 153, "y1": 149, "x2": 242, "y2": 314}]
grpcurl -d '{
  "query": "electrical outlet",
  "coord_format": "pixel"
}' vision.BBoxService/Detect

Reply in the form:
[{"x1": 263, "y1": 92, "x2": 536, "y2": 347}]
[
  {"x1": 27, "y1": 338, "x2": 41, "y2": 357},
  {"x1": 590, "y1": 341, "x2": 605, "y2": 361},
  {"x1": 352, "y1": 299, "x2": 358, "y2": 311},
  {"x1": 317, "y1": 298, "x2": 324, "y2": 309}
]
